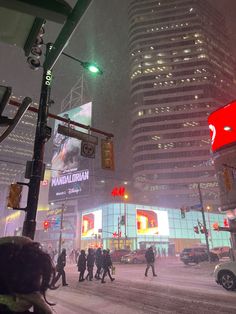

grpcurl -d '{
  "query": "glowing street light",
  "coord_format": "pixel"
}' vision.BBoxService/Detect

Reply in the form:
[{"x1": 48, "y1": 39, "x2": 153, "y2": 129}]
[{"x1": 62, "y1": 52, "x2": 103, "y2": 75}]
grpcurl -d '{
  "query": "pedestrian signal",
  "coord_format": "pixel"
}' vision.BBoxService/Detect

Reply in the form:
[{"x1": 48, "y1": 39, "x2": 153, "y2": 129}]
[{"x1": 7, "y1": 183, "x2": 23, "y2": 209}]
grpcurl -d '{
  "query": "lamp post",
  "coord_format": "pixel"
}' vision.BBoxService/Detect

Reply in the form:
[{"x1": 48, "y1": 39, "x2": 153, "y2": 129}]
[
  {"x1": 22, "y1": 45, "x2": 103, "y2": 239},
  {"x1": 198, "y1": 184, "x2": 210, "y2": 262},
  {"x1": 124, "y1": 193, "x2": 128, "y2": 249}
]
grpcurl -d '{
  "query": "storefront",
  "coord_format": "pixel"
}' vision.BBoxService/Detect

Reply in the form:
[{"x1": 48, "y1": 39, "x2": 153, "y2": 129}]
[{"x1": 80, "y1": 203, "x2": 231, "y2": 254}]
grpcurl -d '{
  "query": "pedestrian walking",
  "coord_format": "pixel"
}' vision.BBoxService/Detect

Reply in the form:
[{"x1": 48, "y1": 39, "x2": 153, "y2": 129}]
[
  {"x1": 145, "y1": 246, "x2": 157, "y2": 277},
  {"x1": 101, "y1": 249, "x2": 115, "y2": 283},
  {"x1": 77, "y1": 250, "x2": 86, "y2": 282},
  {"x1": 86, "y1": 248, "x2": 95, "y2": 281},
  {"x1": 54, "y1": 248, "x2": 68, "y2": 286},
  {"x1": 95, "y1": 247, "x2": 102, "y2": 279}
]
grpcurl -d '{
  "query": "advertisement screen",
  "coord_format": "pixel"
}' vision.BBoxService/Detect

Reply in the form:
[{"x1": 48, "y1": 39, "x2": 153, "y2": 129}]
[
  {"x1": 81, "y1": 210, "x2": 102, "y2": 238},
  {"x1": 208, "y1": 100, "x2": 236, "y2": 152},
  {"x1": 136, "y1": 209, "x2": 169, "y2": 236},
  {"x1": 49, "y1": 102, "x2": 92, "y2": 201}
]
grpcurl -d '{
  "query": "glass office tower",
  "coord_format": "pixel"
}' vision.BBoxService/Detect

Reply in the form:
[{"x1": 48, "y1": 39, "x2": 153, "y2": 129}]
[{"x1": 128, "y1": 0, "x2": 236, "y2": 208}]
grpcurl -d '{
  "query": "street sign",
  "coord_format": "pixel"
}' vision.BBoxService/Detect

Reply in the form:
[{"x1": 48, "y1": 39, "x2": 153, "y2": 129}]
[
  {"x1": 81, "y1": 141, "x2": 95, "y2": 158},
  {"x1": 57, "y1": 124, "x2": 98, "y2": 145}
]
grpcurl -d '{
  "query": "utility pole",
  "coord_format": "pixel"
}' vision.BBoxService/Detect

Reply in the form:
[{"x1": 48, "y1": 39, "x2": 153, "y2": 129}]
[
  {"x1": 58, "y1": 203, "x2": 65, "y2": 255},
  {"x1": 198, "y1": 184, "x2": 211, "y2": 261},
  {"x1": 22, "y1": 43, "x2": 52, "y2": 239},
  {"x1": 118, "y1": 216, "x2": 120, "y2": 249}
]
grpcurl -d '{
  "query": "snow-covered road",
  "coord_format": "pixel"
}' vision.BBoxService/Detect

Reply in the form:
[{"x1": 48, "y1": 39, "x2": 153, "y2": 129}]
[{"x1": 49, "y1": 259, "x2": 236, "y2": 313}]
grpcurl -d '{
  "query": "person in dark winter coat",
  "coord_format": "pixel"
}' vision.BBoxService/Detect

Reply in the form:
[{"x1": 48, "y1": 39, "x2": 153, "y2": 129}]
[
  {"x1": 0, "y1": 236, "x2": 55, "y2": 314},
  {"x1": 86, "y1": 248, "x2": 95, "y2": 281},
  {"x1": 145, "y1": 246, "x2": 157, "y2": 277},
  {"x1": 54, "y1": 248, "x2": 68, "y2": 286},
  {"x1": 77, "y1": 250, "x2": 86, "y2": 282},
  {"x1": 95, "y1": 248, "x2": 102, "y2": 279},
  {"x1": 101, "y1": 249, "x2": 115, "y2": 283}
]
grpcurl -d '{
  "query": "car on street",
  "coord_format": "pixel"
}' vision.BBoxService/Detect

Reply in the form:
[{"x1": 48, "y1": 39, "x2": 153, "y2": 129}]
[
  {"x1": 214, "y1": 260, "x2": 236, "y2": 291},
  {"x1": 121, "y1": 249, "x2": 146, "y2": 264},
  {"x1": 210, "y1": 246, "x2": 231, "y2": 259},
  {"x1": 110, "y1": 249, "x2": 131, "y2": 262},
  {"x1": 180, "y1": 247, "x2": 219, "y2": 265}
]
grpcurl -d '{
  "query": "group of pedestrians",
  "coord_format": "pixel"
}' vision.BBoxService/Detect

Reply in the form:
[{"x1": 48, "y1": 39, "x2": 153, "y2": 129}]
[
  {"x1": 53, "y1": 245, "x2": 157, "y2": 288},
  {"x1": 77, "y1": 248, "x2": 115, "y2": 283}
]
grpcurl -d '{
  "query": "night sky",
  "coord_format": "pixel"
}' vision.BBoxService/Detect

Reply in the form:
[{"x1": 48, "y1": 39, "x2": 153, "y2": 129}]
[{"x1": 0, "y1": 0, "x2": 236, "y2": 179}]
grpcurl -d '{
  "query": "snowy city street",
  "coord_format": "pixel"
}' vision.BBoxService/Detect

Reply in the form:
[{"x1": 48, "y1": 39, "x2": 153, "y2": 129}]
[{"x1": 49, "y1": 258, "x2": 236, "y2": 314}]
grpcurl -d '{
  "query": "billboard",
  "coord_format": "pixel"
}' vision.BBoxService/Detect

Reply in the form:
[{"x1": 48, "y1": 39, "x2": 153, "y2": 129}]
[
  {"x1": 208, "y1": 100, "x2": 236, "y2": 152},
  {"x1": 81, "y1": 210, "x2": 102, "y2": 238},
  {"x1": 136, "y1": 209, "x2": 169, "y2": 236},
  {"x1": 49, "y1": 102, "x2": 92, "y2": 201}
]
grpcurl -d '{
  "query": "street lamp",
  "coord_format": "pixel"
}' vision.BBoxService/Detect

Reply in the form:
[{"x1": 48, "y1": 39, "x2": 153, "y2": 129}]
[
  {"x1": 124, "y1": 193, "x2": 128, "y2": 249},
  {"x1": 22, "y1": 43, "x2": 103, "y2": 239},
  {"x1": 62, "y1": 52, "x2": 103, "y2": 75}
]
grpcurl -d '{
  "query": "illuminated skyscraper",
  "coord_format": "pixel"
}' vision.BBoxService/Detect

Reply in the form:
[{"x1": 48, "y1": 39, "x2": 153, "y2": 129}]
[{"x1": 128, "y1": 0, "x2": 236, "y2": 208}]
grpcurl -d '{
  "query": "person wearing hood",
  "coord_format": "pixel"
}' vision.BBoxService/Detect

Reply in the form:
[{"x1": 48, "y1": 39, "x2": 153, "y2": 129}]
[
  {"x1": 95, "y1": 248, "x2": 102, "y2": 280},
  {"x1": 77, "y1": 250, "x2": 86, "y2": 282},
  {"x1": 0, "y1": 236, "x2": 56, "y2": 314},
  {"x1": 54, "y1": 248, "x2": 68, "y2": 286},
  {"x1": 86, "y1": 248, "x2": 95, "y2": 281}
]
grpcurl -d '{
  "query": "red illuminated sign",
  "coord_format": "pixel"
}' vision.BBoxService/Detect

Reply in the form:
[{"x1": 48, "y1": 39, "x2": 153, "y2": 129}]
[
  {"x1": 208, "y1": 100, "x2": 236, "y2": 152},
  {"x1": 111, "y1": 186, "x2": 125, "y2": 197}
]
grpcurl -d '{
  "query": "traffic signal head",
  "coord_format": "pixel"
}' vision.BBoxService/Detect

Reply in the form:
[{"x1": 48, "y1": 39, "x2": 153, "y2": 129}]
[
  {"x1": 193, "y1": 226, "x2": 199, "y2": 234},
  {"x1": 180, "y1": 208, "x2": 185, "y2": 218},
  {"x1": 43, "y1": 220, "x2": 50, "y2": 230},
  {"x1": 120, "y1": 215, "x2": 125, "y2": 225},
  {"x1": 212, "y1": 222, "x2": 219, "y2": 231},
  {"x1": 7, "y1": 183, "x2": 23, "y2": 209},
  {"x1": 101, "y1": 139, "x2": 115, "y2": 170},
  {"x1": 223, "y1": 218, "x2": 229, "y2": 227}
]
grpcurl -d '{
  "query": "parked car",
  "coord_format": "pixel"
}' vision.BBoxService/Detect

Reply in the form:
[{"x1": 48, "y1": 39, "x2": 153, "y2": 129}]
[
  {"x1": 214, "y1": 261, "x2": 236, "y2": 291},
  {"x1": 110, "y1": 249, "x2": 131, "y2": 262},
  {"x1": 210, "y1": 246, "x2": 231, "y2": 259},
  {"x1": 121, "y1": 249, "x2": 147, "y2": 264},
  {"x1": 180, "y1": 247, "x2": 219, "y2": 265}
]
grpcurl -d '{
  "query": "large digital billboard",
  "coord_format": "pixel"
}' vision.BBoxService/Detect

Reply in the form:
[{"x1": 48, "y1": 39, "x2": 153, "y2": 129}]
[
  {"x1": 208, "y1": 100, "x2": 236, "y2": 152},
  {"x1": 49, "y1": 102, "x2": 92, "y2": 201},
  {"x1": 136, "y1": 209, "x2": 169, "y2": 236},
  {"x1": 81, "y1": 210, "x2": 102, "y2": 238}
]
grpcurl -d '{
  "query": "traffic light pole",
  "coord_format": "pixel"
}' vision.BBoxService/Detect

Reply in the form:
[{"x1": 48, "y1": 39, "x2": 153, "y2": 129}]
[
  {"x1": 22, "y1": 43, "x2": 52, "y2": 239},
  {"x1": 58, "y1": 204, "x2": 65, "y2": 255},
  {"x1": 198, "y1": 184, "x2": 211, "y2": 261}
]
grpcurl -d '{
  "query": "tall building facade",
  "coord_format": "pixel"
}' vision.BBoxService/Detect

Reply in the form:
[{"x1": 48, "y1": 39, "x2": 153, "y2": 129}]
[{"x1": 128, "y1": 0, "x2": 236, "y2": 208}]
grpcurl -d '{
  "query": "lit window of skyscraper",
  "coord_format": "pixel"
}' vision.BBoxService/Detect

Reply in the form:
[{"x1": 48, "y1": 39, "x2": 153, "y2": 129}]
[{"x1": 128, "y1": 0, "x2": 236, "y2": 208}]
